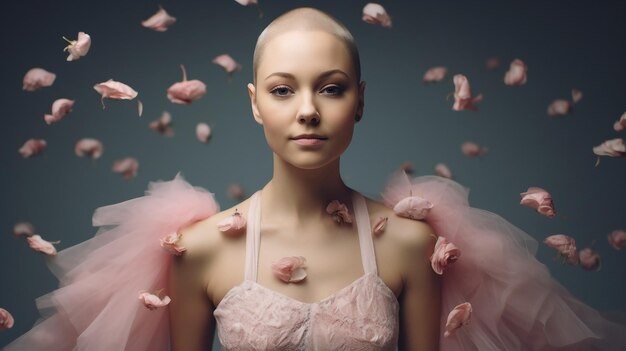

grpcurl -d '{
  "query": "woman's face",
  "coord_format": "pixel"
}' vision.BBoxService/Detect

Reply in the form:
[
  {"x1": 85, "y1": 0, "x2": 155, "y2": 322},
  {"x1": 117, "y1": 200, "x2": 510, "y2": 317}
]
[{"x1": 248, "y1": 30, "x2": 365, "y2": 170}]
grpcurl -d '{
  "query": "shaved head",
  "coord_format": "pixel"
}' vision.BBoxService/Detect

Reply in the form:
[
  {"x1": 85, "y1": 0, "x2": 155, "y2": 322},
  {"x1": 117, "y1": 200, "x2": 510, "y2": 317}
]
[{"x1": 252, "y1": 7, "x2": 361, "y2": 84}]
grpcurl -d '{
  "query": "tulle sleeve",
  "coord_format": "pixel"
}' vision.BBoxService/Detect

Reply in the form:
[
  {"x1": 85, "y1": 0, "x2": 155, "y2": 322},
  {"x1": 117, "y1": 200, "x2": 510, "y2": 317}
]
[
  {"x1": 4, "y1": 173, "x2": 219, "y2": 351},
  {"x1": 382, "y1": 171, "x2": 626, "y2": 351}
]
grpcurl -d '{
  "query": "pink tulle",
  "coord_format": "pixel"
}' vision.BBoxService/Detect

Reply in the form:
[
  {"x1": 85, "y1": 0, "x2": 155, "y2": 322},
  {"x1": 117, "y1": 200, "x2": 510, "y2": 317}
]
[
  {"x1": 383, "y1": 171, "x2": 626, "y2": 350},
  {"x1": 4, "y1": 173, "x2": 219, "y2": 351}
]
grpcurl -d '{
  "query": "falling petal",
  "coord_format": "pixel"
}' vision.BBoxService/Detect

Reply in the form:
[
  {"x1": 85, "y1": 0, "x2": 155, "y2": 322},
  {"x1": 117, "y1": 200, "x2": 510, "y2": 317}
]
[
  {"x1": 138, "y1": 291, "x2": 171, "y2": 310},
  {"x1": 571, "y1": 88, "x2": 583, "y2": 103},
  {"x1": 434, "y1": 163, "x2": 453, "y2": 179},
  {"x1": 142, "y1": 6, "x2": 176, "y2": 32},
  {"x1": 547, "y1": 99, "x2": 572, "y2": 116},
  {"x1": 592, "y1": 138, "x2": 626, "y2": 157},
  {"x1": 26, "y1": 234, "x2": 59, "y2": 256},
  {"x1": 227, "y1": 184, "x2": 245, "y2": 200},
  {"x1": 196, "y1": 123, "x2": 211, "y2": 143},
  {"x1": 461, "y1": 142, "x2": 488, "y2": 157},
  {"x1": 362, "y1": 3, "x2": 392, "y2": 28},
  {"x1": 544, "y1": 234, "x2": 579, "y2": 265},
  {"x1": 18, "y1": 139, "x2": 47, "y2": 158},
  {"x1": 504, "y1": 59, "x2": 527, "y2": 86},
  {"x1": 167, "y1": 65, "x2": 207, "y2": 104},
  {"x1": 613, "y1": 112, "x2": 626, "y2": 132},
  {"x1": 578, "y1": 248, "x2": 601, "y2": 271},
  {"x1": 44, "y1": 98, "x2": 75, "y2": 125},
  {"x1": 444, "y1": 302, "x2": 472, "y2": 337},
  {"x1": 452, "y1": 74, "x2": 482, "y2": 111},
  {"x1": 0, "y1": 308, "x2": 15, "y2": 331},
  {"x1": 63, "y1": 32, "x2": 91, "y2": 61},
  {"x1": 423, "y1": 66, "x2": 447, "y2": 83},
  {"x1": 23, "y1": 68, "x2": 56, "y2": 91},
  {"x1": 608, "y1": 230, "x2": 626, "y2": 250},
  {"x1": 13, "y1": 222, "x2": 35, "y2": 238},
  {"x1": 112, "y1": 157, "x2": 139, "y2": 179},
  {"x1": 75, "y1": 138, "x2": 104, "y2": 159},
  {"x1": 212, "y1": 54, "x2": 242, "y2": 75},
  {"x1": 93, "y1": 79, "x2": 138, "y2": 109},
  {"x1": 149, "y1": 111, "x2": 174, "y2": 137},
  {"x1": 138, "y1": 100, "x2": 143, "y2": 117},
  {"x1": 520, "y1": 187, "x2": 556, "y2": 219}
]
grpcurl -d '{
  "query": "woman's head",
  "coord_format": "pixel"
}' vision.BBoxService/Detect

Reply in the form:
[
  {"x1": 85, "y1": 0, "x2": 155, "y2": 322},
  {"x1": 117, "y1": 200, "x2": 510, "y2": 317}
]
[{"x1": 248, "y1": 7, "x2": 365, "y2": 170}]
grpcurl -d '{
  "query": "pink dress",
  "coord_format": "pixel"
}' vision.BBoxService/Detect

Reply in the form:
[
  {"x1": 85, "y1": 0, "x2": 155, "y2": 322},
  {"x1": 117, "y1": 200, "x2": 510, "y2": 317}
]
[{"x1": 213, "y1": 191, "x2": 399, "y2": 350}]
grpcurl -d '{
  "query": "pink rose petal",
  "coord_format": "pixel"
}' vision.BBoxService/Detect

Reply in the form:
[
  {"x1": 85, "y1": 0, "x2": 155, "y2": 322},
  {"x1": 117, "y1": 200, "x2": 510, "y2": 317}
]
[
  {"x1": 112, "y1": 157, "x2": 139, "y2": 179},
  {"x1": 0, "y1": 308, "x2": 15, "y2": 331},
  {"x1": 167, "y1": 65, "x2": 206, "y2": 104},
  {"x1": 547, "y1": 99, "x2": 572, "y2": 116},
  {"x1": 430, "y1": 236, "x2": 461, "y2": 275},
  {"x1": 75, "y1": 138, "x2": 103, "y2": 159},
  {"x1": 142, "y1": 6, "x2": 176, "y2": 32},
  {"x1": 578, "y1": 248, "x2": 601, "y2": 271},
  {"x1": 23, "y1": 68, "x2": 56, "y2": 91},
  {"x1": 13, "y1": 222, "x2": 35, "y2": 238},
  {"x1": 26, "y1": 234, "x2": 59, "y2": 256},
  {"x1": 461, "y1": 141, "x2": 488, "y2": 157},
  {"x1": 44, "y1": 98, "x2": 75, "y2": 125},
  {"x1": 63, "y1": 32, "x2": 91, "y2": 61},
  {"x1": 485, "y1": 57, "x2": 500, "y2": 71},
  {"x1": 138, "y1": 291, "x2": 171, "y2": 310},
  {"x1": 212, "y1": 54, "x2": 242, "y2": 75},
  {"x1": 608, "y1": 230, "x2": 626, "y2": 250},
  {"x1": 504, "y1": 58, "x2": 527, "y2": 86},
  {"x1": 326, "y1": 200, "x2": 353, "y2": 224},
  {"x1": 571, "y1": 88, "x2": 583, "y2": 104},
  {"x1": 520, "y1": 187, "x2": 556, "y2": 219},
  {"x1": 196, "y1": 123, "x2": 211, "y2": 143},
  {"x1": 593, "y1": 138, "x2": 626, "y2": 157},
  {"x1": 271, "y1": 256, "x2": 307, "y2": 283},
  {"x1": 544, "y1": 234, "x2": 579, "y2": 265},
  {"x1": 93, "y1": 79, "x2": 138, "y2": 109},
  {"x1": 423, "y1": 66, "x2": 447, "y2": 83},
  {"x1": 613, "y1": 112, "x2": 626, "y2": 132},
  {"x1": 18, "y1": 138, "x2": 47, "y2": 158},
  {"x1": 444, "y1": 302, "x2": 472, "y2": 337},
  {"x1": 160, "y1": 232, "x2": 186, "y2": 256},
  {"x1": 362, "y1": 3, "x2": 392, "y2": 28},
  {"x1": 227, "y1": 184, "x2": 245, "y2": 200},
  {"x1": 393, "y1": 196, "x2": 433, "y2": 220},
  {"x1": 217, "y1": 210, "x2": 247, "y2": 234},
  {"x1": 452, "y1": 74, "x2": 482, "y2": 111},
  {"x1": 372, "y1": 217, "x2": 388, "y2": 236},
  {"x1": 434, "y1": 163, "x2": 453, "y2": 179},
  {"x1": 149, "y1": 111, "x2": 174, "y2": 137}
]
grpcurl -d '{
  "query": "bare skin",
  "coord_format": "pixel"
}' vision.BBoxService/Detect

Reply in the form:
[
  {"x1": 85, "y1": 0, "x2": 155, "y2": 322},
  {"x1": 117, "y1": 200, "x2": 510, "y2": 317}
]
[{"x1": 169, "y1": 9, "x2": 440, "y2": 351}]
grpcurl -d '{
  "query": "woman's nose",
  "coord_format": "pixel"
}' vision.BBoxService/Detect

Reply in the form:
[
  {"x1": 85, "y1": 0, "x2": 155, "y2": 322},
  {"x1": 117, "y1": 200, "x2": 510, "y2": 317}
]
[{"x1": 296, "y1": 94, "x2": 320, "y2": 125}]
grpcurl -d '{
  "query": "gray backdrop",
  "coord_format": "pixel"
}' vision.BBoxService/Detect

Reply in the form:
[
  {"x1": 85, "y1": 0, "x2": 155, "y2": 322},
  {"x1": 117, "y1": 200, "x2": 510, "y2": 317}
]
[{"x1": 1, "y1": 0, "x2": 625, "y2": 348}]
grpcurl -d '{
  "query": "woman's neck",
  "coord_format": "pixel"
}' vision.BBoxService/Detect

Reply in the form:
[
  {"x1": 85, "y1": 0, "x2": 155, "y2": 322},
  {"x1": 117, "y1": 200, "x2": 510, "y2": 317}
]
[{"x1": 261, "y1": 155, "x2": 352, "y2": 225}]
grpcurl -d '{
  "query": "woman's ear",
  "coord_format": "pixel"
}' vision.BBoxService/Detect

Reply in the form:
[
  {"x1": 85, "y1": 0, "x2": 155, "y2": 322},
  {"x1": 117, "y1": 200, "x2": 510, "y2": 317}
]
[
  {"x1": 247, "y1": 83, "x2": 263, "y2": 125},
  {"x1": 356, "y1": 81, "x2": 366, "y2": 122}
]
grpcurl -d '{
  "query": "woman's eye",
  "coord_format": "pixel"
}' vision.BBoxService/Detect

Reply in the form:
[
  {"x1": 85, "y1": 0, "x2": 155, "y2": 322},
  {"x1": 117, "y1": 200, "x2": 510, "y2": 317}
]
[
  {"x1": 321, "y1": 85, "x2": 343, "y2": 96},
  {"x1": 270, "y1": 86, "x2": 291, "y2": 97}
]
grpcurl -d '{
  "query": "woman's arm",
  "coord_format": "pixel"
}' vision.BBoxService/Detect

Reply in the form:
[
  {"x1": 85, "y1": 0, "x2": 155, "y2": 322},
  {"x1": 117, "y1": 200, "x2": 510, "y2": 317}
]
[
  {"x1": 397, "y1": 221, "x2": 442, "y2": 351},
  {"x1": 169, "y1": 224, "x2": 215, "y2": 351}
]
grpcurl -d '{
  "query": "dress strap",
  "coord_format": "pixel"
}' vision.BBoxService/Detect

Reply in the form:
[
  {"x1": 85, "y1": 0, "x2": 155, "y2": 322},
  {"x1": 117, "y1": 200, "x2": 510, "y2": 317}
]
[
  {"x1": 352, "y1": 192, "x2": 378, "y2": 275},
  {"x1": 244, "y1": 191, "x2": 261, "y2": 281}
]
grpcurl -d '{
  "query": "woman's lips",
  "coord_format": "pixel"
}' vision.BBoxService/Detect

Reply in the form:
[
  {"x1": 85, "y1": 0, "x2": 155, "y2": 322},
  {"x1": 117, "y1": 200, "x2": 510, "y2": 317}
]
[{"x1": 292, "y1": 138, "x2": 326, "y2": 146}]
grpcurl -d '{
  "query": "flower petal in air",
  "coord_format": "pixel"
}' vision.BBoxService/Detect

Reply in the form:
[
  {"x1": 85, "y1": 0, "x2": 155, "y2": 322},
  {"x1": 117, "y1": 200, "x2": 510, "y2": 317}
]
[
  {"x1": 372, "y1": 217, "x2": 388, "y2": 236},
  {"x1": 393, "y1": 196, "x2": 433, "y2": 220},
  {"x1": 592, "y1": 138, "x2": 626, "y2": 157},
  {"x1": 93, "y1": 79, "x2": 138, "y2": 109},
  {"x1": 63, "y1": 32, "x2": 91, "y2": 61},
  {"x1": 504, "y1": 59, "x2": 527, "y2": 86},
  {"x1": 23, "y1": 68, "x2": 56, "y2": 91},
  {"x1": 18, "y1": 138, "x2": 47, "y2": 158},
  {"x1": 461, "y1": 141, "x2": 488, "y2": 157},
  {"x1": 613, "y1": 112, "x2": 626, "y2": 132},
  {"x1": 196, "y1": 123, "x2": 211, "y2": 143},
  {"x1": 423, "y1": 66, "x2": 447, "y2": 83},
  {"x1": 571, "y1": 88, "x2": 583, "y2": 103},
  {"x1": 217, "y1": 210, "x2": 246, "y2": 234},
  {"x1": 142, "y1": 6, "x2": 176, "y2": 32},
  {"x1": 167, "y1": 65, "x2": 206, "y2": 104},
  {"x1": 578, "y1": 248, "x2": 601, "y2": 271},
  {"x1": 544, "y1": 234, "x2": 578, "y2": 265},
  {"x1": 434, "y1": 163, "x2": 453, "y2": 179},
  {"x1": 227, "y1": 184, "x2": 245, "y2": 200},
  {"x1": 160, "y1": 232, "x2": 186, "y2": 256},
  {"x1": 112, "y1": 157, "x2": 139, "y2": 179},
  {"x1": 271, "y1": 256, "x2": 307, "y2": 283},
  {"x1": 430, "y1": 236, "x2": 461, "y2": 275},
  {"x1": 452, "y1": 74, "x2": 482, "y2": 111},
  {"x1": 26, "y1": 234, "x2": 59, "y2": 256},
  {"x1": 13, "y1": 222, "x2": 35, "y2": 237},
  {"x1": 75, "y1": 138, "x2": 103, "y2": 159},
  {"x1": 212, "y1": 54, "x2": 242, "y2": 75},
  {"x1": 608, "y1": 230, "x2": 626, "y2": 250},
  {"x1": 444, "y1": 302, "x2": 472, "y2": 337},
  {"x1": 44, "y1": 98, "x2": 75, "y2": 125},
  {"x1": 149, "y1": 111, "x2": 174, "y2": 137},
  {"x1": 0, "y1": 308, "x2": 15, "y2": 331},
  {"x1": 138, "y1": 291, "x2": 171, "y2": 310},
  {"x1": 520, "y1": 187, "x2": 556, "y2": 219},
  {"x1": 326, "y1": 200, "x2": 353, "y2": 224},
  {"x1": 362, "y1": 3, "x2": 392, "y2": 28},
  {"x1": 547, "y1": 99, "x2": 572, "y2": 117}
]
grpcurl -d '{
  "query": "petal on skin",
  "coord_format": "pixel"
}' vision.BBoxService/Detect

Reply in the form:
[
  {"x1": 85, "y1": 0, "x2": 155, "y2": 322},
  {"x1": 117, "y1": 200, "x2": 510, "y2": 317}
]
[
  {"x1": 434, "y1": 163, "x2": 453, "y2": 179},
  {"x1": 212, "y1": 54, "x2": 242, "y2": 75},
  {"x1": 196, "y1": 123, "x2": 211, "y2": 143},
  {"x1": 520, "y1": 187, "x2": 556, "y2": 219},
  {"x1": 142, "y1": 6, "x2": 176, "y2": 32},
  {"x1": 138, "y1": 291, "x2": 171, "y2": 310},
  {"x1": 430, "y1": 236, "x2": 461, "y2": 275},
  {"x1": 444, "y1": 302, "x2": 472, "y2": 337},
  {"x1": 326, "y1": 200, "x2": 353, "y2": 224},
  {"x1": 149, "y1": 111, "x2": 174, "y2": 137},
  {"x1": 452, "y1": 74, "x2": 482, "y2": 111},
  {"x1": 271, "y1": 256, "x2": 307, "y2": 283},
  {"x1": 393, "y1": 196, "x2": 433, "y2": 220},
  {"x1": 578, "y1": 248, "x2": 601, "y2": 271},
  {"x1": 485, "y1": 57, "x2": 500, "y2": 71},
  {"x1": 227, "y1": 184, "x2": 245, "y2": 200},
  {"x1": 592, "y1": 138, "x2": 626, "y2": 157},
  {"x1": 461, "y1": 141, "x2": 488, "y2": 157},
  {"x1": 571, "y1": 88, "x2": 583, "y2": 104},
  {"x1": 217, "y1": 210, "x2": 247, "y2": 234},
  {"x1": 372, "y1": 217, "x2": 388, "y2": 236},
  {"x1": 18, "y1": 138, "x2": 47, "y2": 158},
  {"x1": 613, "y1": 112, "x2": 626, "y2": 132},
  {"x1": 547, "y1": 99, "x2": 572, "y2": 116},
  {"x1": 63, "y1": 32, "x2": 91, "y2": 61},
  {"x1": 23, "y1": 68, "x2": 56, "y2": 91},
  {"x1": 423, "y1": 66, "x2": 447, "y2": 83},
  {"x1": 13, "y1": 222, "x2": 35, "y2": 237},
  {"x1": 362, "y1": 3, "x2": 392, "y2": 28},
  {"x1": 608, "y1": 230, "x2": 626, "y2": 250},
  {"x1": 160, "y1": 232, "x2": 186, "y2": 256},
  {"x1": 26, "y1": 234, "x2": 59, "y2": 256},
  {"x1": 112, "y1": 157, "x2": 139, "y2": 179},
  {"x1": 503, "y1": 58, "x2": 527, "y2": 86},
  {"x1": 75, "y1": 138, "x2": 104, "y2": 159},
  {"x1": 167, "y1": 65, "x2": 207, "y2": 104},
  {"x1": 44, "y1": 98, "x2": 75, "y2": 125},
  {"x1": 544, "y1": 234, "x2": 579, "y2": 265},
  {"x1": 0, "y1": 308, "x2": 15, "y2": 331},
  {"x1": 93, "y1": 79, "x2": 138, "y2": 108}
]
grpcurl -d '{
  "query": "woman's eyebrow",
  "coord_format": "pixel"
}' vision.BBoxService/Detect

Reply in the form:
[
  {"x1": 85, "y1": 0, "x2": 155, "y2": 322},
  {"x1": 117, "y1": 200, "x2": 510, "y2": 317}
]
[{"x1": 264, "y1": 69, "x2": 350, "y2": 81}]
